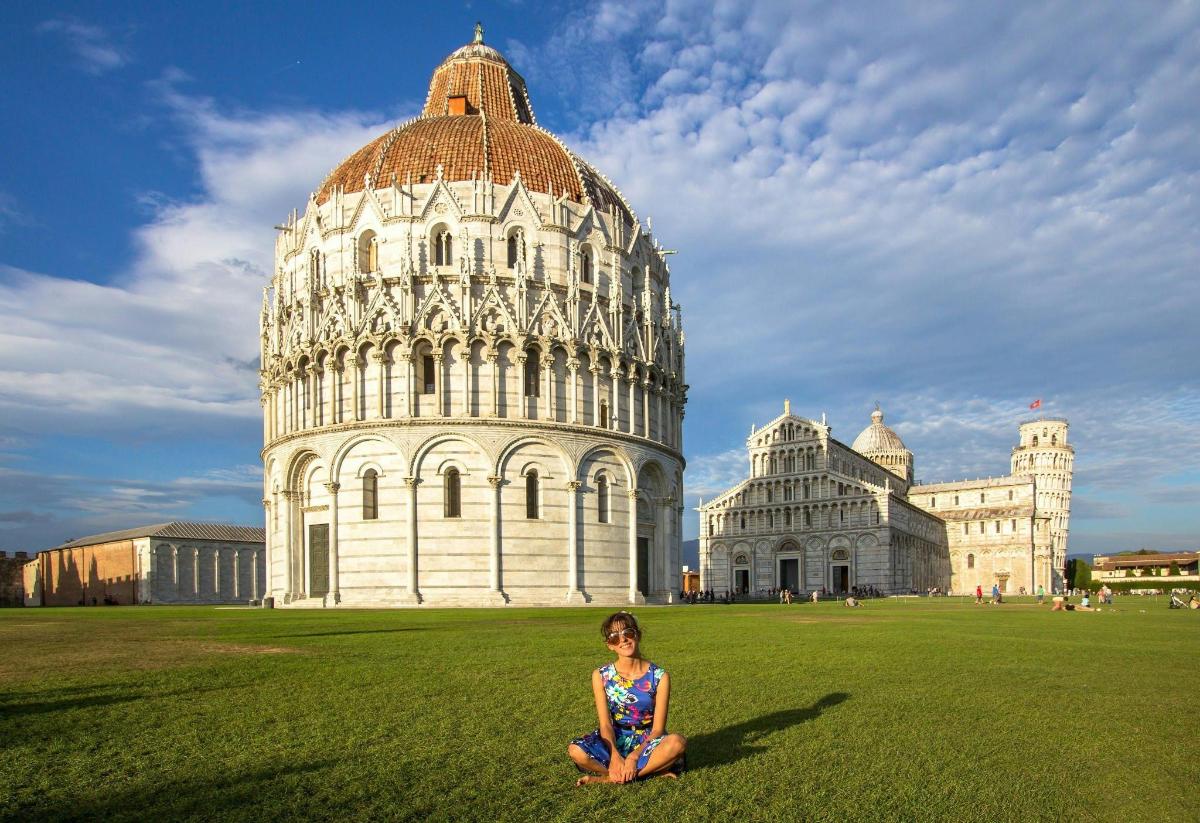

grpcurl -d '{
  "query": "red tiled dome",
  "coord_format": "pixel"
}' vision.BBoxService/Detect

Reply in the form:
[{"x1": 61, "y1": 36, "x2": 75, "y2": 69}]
[{"x1": 314, "y1": 33, "x2": 633, "y2": 224}]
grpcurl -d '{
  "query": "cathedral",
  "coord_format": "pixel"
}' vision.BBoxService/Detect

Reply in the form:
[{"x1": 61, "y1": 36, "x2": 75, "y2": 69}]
[
  {"x1": 259, "y1": 27, "x2": 685, "y2": 607},
  {"x1": 698, "y1": 404, "x2": 1073, "y2": 596}
]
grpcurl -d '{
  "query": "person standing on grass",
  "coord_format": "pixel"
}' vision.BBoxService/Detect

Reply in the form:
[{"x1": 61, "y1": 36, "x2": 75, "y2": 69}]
[
  {"x1": 569, "y1": 611, "x2": 687, "y2": 786},
  {"x1": 975, "y1": 584, "x2": 984, "y2": 605},
  {"x1": 1037, "y1": 584, "x2": 1045, "y2": 605}
]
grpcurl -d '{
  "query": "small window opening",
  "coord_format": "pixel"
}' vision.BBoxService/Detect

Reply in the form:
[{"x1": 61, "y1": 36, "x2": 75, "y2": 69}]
[
  {"x1": 526, "y1": 471, "x2": 540, "y2": 519},
  {"x1": 445, "y1": 468, "x2": 461, "y2": 518},
  {"x1": 362, "y1": 469, "x2": 378, "y2": 520}
]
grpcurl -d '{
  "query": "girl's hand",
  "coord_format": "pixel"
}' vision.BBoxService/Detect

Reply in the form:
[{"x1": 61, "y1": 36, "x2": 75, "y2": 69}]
[
  {"x1": 608, "y1": 754, "x2": 626, "y2": 784},
  {"x1": 621, "y1": 753, "x2": 639, "y2": 782}
]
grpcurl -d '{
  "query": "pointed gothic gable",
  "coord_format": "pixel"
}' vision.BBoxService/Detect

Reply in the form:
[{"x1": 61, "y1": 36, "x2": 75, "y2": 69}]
[
  {"x1": 579, "y1": 300, "x2": 616, "y2": 350},
  {"x1": 496, "y1": 173, "x2": 545, "y2": 226},
  {"x1": 527, "y1": 289, "x2": 571, "y2": 340},
  {"x1": 471, "y1": 283, "x2": 519, "y2": 337},
  {"x1": 418, "y1": 177, "x2": 464, "y2": 222},
  {"x1": 622, "y1": 314, "x2": 647, "y2": 360},
  {"x1": 414, "y1": 280, "x2": 465, "y2": 333},
  {"x1": 317, "y1": 293, "x2": 352, "y2": 341},
  {"x1": 356, "y1": 285, "x2": 401, "y2": 337}
]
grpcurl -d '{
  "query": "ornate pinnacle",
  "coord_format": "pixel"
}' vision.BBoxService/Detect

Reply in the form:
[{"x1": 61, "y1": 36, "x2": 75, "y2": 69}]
[{"x1": 474, "y1": 22, "x2": 484, "y2": 44}]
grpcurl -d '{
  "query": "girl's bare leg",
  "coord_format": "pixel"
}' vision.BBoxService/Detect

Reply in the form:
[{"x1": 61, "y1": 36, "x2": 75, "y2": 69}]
[
  {"x1": 636, "y1": 733, "x2": 687, "y2": 779},
  {"x1": 568, "y1": 744, "x2": 610, "y2": 785}
]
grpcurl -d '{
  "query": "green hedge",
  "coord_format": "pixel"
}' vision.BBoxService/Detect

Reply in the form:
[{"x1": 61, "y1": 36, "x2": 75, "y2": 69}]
[{"x1": 1096, "y1": 579, "x2": 1198, "y2": 594}]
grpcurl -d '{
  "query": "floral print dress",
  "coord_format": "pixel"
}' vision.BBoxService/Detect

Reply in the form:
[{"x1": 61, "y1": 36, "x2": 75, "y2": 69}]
[{"x1": 571, "y1": 662, "x2": 670, "y2": 774}]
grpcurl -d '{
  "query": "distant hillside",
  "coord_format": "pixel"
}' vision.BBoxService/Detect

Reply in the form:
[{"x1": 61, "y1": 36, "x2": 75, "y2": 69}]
[{"x1": 682, "y1": 539, "x2": 699, "y2": 570}]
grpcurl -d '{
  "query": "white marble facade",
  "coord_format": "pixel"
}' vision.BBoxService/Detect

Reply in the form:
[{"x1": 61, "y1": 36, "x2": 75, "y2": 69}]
[
  {"x1": 700, "y1": 406, "x2": 1072, "y2": 596},
  {"x1": 260, "y1": 33, "x2": 685, "y2": 607}
]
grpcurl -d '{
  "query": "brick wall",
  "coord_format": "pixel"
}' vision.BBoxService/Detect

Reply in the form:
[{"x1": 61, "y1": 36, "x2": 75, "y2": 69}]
[
  {"x1": 39, "y1": 541, "x2": 139, "y2": 606},
  {"x1": 0, "y1": 551, "x2": 28, "y2": 606}
]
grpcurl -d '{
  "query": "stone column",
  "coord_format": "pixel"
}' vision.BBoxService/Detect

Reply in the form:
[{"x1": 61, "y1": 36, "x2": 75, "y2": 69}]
[
  {"x1": 567, "y1": 359, "x2": 580, "y2": 424},
  {"x1": 404, "y1": 477, "x2": 422, "y2": 602},
  {"x1": 566, "y1": 481, "x2": 584, "y2": 603},
  {"x1": 325, "y1": 481, "x2": 340, "y2": 606},
  {"x1": 460, "y1": 342, "x2": 471, "y2": 417},
  {"x1": 515, "y1": 353, "x2": 528, "y2": 419},
  {"x1": 329, "y1": 363, "x2": 343, "y2": 424},
  {"x1": 373, "y1": 351, "x2": 388, "y2": 419},
  {"x1": 193, "y1": 546, "x2": 200, "y2": 597},
  {"x1": 401, "y1": 353, "x2": 414, "y2": 418},
  {"x1": 433, "y1": 353, "x2": 444, "y2": 417},
  {"x1": 543, "y1": 355, "x2": 554, "y2": 421},
  {"x1": 628, "y1": 374, "x2": 638, "y2": 435},
  {"x1": 488, "y1": 476, "x2": 503, "y2": 592},
  {"x1": 281, "y1": 490, "x2": 293, "y2": 602},
  {"x1": 488, "y1": 352, "x2": 500, "y2": 417},
  {"x1": 627, "y1": 489, "x2": 643, "y2": 604},
  {"x1": 642, "y1": 379, "x2": 652, "y2": 438},
  {"x1": 612, "y1": 367, "x2": 623, "y2": 432},
  {"x1": 171, "y1": 546, "x2": 179, "y2": 599},
  {"x1": 233, "y1": 550, "x2": 241, "y2": 599},
  {"x1": 312, "y1": 367, "x2": 325, "y2": 427},
  {"x1": 349, "y1": 355, "x2": 362, "y2": 422},
  {"x1": 590, "y1": 365, "x2": 601, "y2": 426}
]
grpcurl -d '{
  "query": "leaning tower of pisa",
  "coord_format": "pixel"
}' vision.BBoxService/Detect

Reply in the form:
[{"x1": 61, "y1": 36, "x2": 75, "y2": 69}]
[{"x1": 1011, "y1": 419, "x2": 1073, "y2": 589}]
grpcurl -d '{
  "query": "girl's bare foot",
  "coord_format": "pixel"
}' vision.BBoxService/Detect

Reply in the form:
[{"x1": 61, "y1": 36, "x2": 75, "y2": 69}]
[{"x1": 575, "y1": 775, "x2": 610, "y2": 786}]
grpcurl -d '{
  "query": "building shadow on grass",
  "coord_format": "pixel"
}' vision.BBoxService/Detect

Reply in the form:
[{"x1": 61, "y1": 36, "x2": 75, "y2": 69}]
[
  {"x1": 22, "y1": 758, "x2": 338, "y2": 821},
  {"x1": 687, "y1": 692, "x2": 850, "y2": 770}
]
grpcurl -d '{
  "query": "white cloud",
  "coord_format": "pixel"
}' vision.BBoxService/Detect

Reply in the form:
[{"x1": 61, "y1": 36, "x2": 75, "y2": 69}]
[
  {"x1": 37, "y1": 17, "x2": 130, "y2": 74},
  {"x1": 0, "y1": 77, "x2": 391, "y2": 434}
]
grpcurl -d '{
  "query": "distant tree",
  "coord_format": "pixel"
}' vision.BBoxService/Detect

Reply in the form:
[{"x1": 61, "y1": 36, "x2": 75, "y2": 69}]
[
  {"x1": 1169, "y1": 562, "x2": 1181, "y2": 577},
  {"x1": 1134, "y1": 549, "x2": 1158, "y2": 555},
  {"x1": 1070, "y1": 558, "x2": 1092, "y2": 590}
]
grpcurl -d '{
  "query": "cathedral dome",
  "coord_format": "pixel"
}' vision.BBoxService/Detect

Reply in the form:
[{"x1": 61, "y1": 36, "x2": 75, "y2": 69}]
[
  {"x1": 852, "y1": 408, "x2": 907, "y2": 454},
  {"x1": 313, "y1": 27, "x2": 633, "y2": 223}
]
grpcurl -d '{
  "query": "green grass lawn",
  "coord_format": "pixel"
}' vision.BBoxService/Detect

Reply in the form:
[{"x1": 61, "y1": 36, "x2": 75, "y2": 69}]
[{"x1": 1, "y1": 598, "x2": 1197, "y2": 822}]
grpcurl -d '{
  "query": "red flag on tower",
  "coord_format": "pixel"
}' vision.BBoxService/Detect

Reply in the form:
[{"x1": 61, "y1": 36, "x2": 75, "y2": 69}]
[{"x1": 1029, "y1": 399, "x2": 1042, "y2": 410}]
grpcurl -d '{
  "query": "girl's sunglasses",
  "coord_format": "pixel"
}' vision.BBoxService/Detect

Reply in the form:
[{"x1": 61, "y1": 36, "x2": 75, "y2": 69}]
[{"x1": 606, "y1": 627, "x2": 640, "y2": 644}]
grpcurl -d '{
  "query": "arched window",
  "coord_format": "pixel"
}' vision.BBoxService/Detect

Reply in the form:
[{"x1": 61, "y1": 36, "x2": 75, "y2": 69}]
[
  {"x1": 310, "y1": 248, "x2": 323, "y2": 288},
  {"x1": 445, "y1": 468, "x2": 461, "y2": 518},
  {"x1": 434, "y1": 230, "x2": 452, "y2": 266},
  {"x1": 362, "y1": 469, "x2": 378, "y2": 520},
  {"x1": 580, "y1": 247, "x2": 593, "y2": 284},
  {"x1": 1032, "y1": 435, "x2": 1039, "y2": 446},
  {"x1": 506, "y1": 231, "x2": 524, "y2": 269},
  {"x1": 967, "y1": 553, "x2": 975, "y2": 569},
  {"x1": 1051, "y1": 434, "x2": 1057, "y2": 445},
  {"x1": 785, "y1": 509, "x2": 792, "y2": 526},
  {"x1": 358, "y1": 231, "x2": 378, "y2": 273},
  {"x1": 599, "y1": 401, "x2": 609, "y2": 428},
  {"x1": 526, "y1": 471, "x2": 540, "y2": 519},
  {"x1": 597, "y1": 475, "x2": 609, "y2": 523}
]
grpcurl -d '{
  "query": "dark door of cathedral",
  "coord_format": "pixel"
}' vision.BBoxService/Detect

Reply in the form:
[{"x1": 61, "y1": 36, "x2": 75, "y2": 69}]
[
  {"x1": 637, "y1": 536, "x2": 649, "y2": 595},
  {"x1": 309, "y1": 524, "x2": 329, "y2": 597},
  {"x1": 780, "y1": 559, "x2": 798, "y2": 591},
  {"x1": 735, "y1": 569, "x2": 750, "y2": 594},
  {"x1": 832, "y1": 565, "x2": 849, "y2": 593}
]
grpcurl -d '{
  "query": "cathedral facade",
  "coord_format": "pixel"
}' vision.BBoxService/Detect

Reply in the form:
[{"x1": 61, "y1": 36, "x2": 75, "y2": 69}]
[
  {"x1": 698, "y1": 405, "x2": 1072, "y2": 596},
  {"x1": 260, "y1": 29, "x2": 685, "y2": 607}
]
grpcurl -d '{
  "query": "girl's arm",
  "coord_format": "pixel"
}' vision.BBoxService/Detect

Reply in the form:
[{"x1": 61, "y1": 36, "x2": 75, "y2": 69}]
[{"x1": 591, "y1": 670, "x2": 627, "y2": 782}]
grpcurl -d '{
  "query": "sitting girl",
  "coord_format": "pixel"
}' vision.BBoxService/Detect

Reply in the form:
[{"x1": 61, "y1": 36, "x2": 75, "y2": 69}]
[{"x1": 568, "y1": 611, "x2": 687, "y2": 785}]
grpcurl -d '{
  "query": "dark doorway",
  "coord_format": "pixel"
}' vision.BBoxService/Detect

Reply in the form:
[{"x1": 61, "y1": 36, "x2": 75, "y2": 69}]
[
  {"x1": 779, "y1": 558, "x2": 798, "y2": 591},
  {"x1": 832, "y1": 565, "x2": 849, "y2": 593},
  {"x1": 637, "y1": 536, "x2": 649, "y2": 595},
  {"x1": 309, "y1": 524, "x2": 329, "y2": 597},
  {"x1": 735, "y1": 568, "x2": 750, "y2": 594}
]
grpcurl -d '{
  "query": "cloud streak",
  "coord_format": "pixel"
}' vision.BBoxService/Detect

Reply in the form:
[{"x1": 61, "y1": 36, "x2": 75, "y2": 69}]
[{"x1": 37, "y1": 17, "x2": 130, "y2": 74}]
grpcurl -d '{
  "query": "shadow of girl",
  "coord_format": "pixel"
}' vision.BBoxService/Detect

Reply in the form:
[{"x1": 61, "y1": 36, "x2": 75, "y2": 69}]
[{"x1": 686, "y1": 692, "x2": 850, "y2": 770}]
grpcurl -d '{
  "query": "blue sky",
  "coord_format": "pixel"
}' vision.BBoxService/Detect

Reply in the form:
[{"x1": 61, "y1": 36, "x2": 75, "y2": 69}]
[{"x1": 1, "y1": 1, "x2": 1197, "y2": 555}]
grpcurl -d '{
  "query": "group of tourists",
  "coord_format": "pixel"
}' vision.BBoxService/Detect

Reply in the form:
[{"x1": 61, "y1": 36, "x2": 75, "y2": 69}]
[{"x1": 680, "y1": 589, "x2": 736, "y2": 604}]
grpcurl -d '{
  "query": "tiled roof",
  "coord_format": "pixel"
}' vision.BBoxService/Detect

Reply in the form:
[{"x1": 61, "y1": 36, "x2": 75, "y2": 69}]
[
  {"x1": 55, "y1": 522, "x2": 265, "y2": 550},
  {"x1": 314, "y1": 37, "x2": 635, "y2": 225}
]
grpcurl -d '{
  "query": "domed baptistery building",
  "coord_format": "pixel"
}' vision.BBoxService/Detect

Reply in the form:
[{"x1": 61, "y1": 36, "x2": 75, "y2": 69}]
[{"x1": 259, "y1": 27, "x2": 686, "y2": 607}]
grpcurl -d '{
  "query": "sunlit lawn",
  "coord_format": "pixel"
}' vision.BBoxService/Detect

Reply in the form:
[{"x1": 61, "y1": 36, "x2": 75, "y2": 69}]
[{"x1": 1, "y1": 597, "x2": 1196, "y2": 822}]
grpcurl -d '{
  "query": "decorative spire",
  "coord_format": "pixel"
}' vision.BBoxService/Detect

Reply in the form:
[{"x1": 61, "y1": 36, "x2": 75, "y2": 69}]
[{"x1": 474, "y1": 21, "x2": 484, "y2": 44}]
